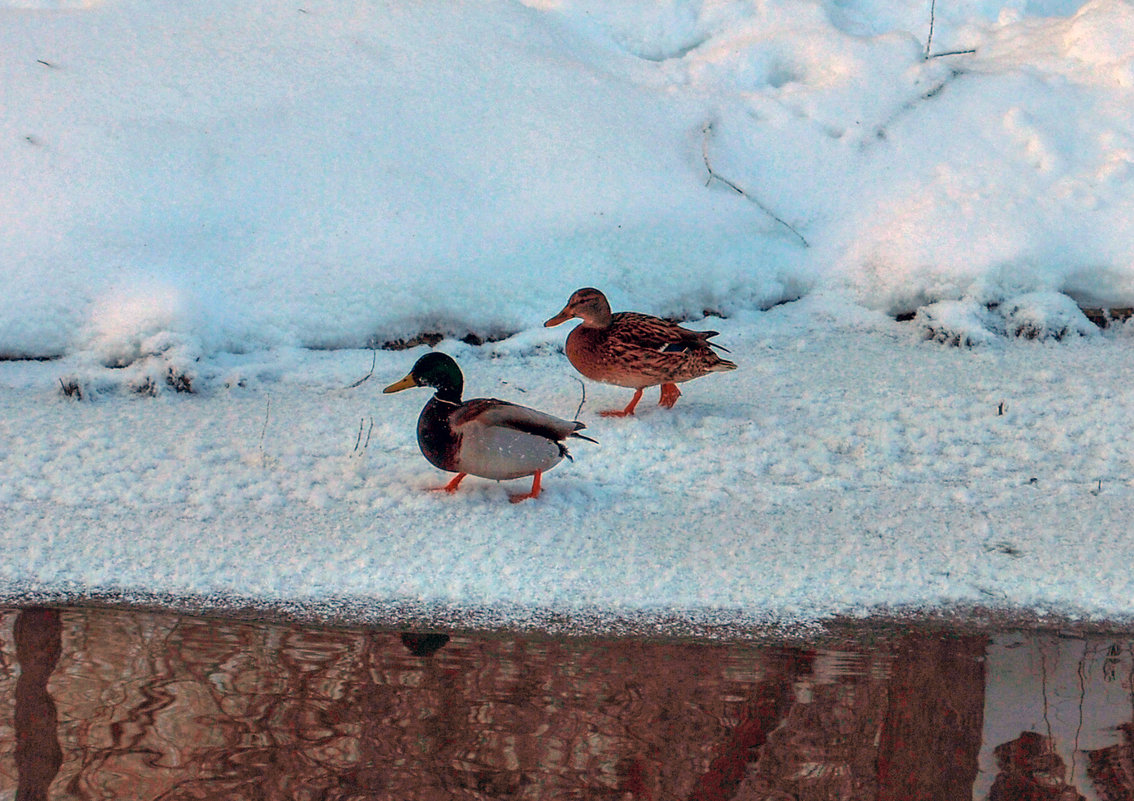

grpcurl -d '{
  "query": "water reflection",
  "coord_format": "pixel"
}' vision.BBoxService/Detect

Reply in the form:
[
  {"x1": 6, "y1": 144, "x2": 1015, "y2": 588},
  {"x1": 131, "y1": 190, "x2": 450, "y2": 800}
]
[
  {"x1": 13, "y1": 609, "x2": 62, "y2": 801},
  {"x1": 1, "y1": 608, "x2": 1134, "y2": 799},
  {"x1": 979, "y1": 633, "x2": 1134, "y2": 801}
]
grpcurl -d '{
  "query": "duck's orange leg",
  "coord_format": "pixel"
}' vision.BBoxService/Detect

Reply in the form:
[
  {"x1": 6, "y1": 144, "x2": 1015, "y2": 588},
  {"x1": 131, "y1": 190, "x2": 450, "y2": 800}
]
[
  {"x1": 601, "y1": 388, "x2": 644, "y2": 418},
  {"x1": 509, "y1": 471, "x2": 542, "y2": 503},
  {"x1": 658, "y1": 382, "x2": 682, "y2": 409},
  {"x1": 430, "y1": 472, "x2": 467, "y2": 493}
]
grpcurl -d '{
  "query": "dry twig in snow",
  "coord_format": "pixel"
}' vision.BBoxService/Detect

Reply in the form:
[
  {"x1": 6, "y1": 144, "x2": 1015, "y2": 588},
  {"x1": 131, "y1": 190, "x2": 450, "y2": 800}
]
[{"x1": 701, "y1": 122, "x2": 809, "y2": 249}]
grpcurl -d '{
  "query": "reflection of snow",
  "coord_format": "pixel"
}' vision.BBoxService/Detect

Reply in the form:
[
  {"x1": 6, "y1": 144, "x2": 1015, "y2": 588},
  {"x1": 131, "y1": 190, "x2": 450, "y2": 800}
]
[{"x1": 976, "y1": 635, "x2": 1134, "y2": 801}]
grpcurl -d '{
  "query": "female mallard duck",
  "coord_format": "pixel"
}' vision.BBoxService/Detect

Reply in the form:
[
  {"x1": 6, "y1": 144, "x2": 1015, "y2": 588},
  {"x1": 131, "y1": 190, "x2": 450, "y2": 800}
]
[
  {"x1": 545, "y1": 287, "x2": 737, "y2": 417},
  {"x1": 383, "y1": 352, "x2": 594, "y2": 502}
]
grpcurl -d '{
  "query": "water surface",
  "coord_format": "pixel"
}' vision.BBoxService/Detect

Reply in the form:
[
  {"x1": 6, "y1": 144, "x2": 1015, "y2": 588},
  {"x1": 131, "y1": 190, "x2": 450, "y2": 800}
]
[{"x1": 2, "y1": 606, "x2": 1133, "y2": 800}]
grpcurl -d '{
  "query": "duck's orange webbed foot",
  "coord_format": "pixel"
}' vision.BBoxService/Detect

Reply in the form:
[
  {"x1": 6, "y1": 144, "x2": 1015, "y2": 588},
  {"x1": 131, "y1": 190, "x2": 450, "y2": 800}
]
[
  {"x1": 429, "y1": 472, "x2": 467, "y2": 493},
  {"x1": 508, "y1": 471, "x2": 543, "y2": 503},
  {"x1": 658, "y1": 383, "x2": 682, "y2": 409},
  {"x1": 600, "y1": 388, "x2": 644, "y2": 418}
]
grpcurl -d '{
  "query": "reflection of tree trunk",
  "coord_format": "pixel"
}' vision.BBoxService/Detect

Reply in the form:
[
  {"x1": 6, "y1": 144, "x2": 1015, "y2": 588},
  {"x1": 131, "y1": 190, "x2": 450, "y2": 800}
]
[
  {"x1": 877, "y1": 635, "x2": 986, "y2": 801},
  {"x1": 14, "y1": 607, "x2": 63, "y2": 801},
  {"x1": 687, "y1": 652, "x2": 808, "y2": 801},
  {"x1": 686, "y1": 682, "x2": 795, "y2": 801}
]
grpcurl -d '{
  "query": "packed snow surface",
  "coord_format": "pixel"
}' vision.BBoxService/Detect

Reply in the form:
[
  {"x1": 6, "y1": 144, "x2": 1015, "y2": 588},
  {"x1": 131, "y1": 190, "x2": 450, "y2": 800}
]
[{"x1": 3, "y1": 0, "x2": 1134, "y2": 634}]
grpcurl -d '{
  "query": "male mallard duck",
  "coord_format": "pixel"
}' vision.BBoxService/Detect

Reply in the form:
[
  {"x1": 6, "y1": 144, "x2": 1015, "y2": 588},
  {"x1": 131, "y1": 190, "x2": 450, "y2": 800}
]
[
  {"x1": 383, "y1": 352, "x2": 594, "y2": 502},
  {"x1": 545, "y1": 287, "x2": 737, "y2": 417}
]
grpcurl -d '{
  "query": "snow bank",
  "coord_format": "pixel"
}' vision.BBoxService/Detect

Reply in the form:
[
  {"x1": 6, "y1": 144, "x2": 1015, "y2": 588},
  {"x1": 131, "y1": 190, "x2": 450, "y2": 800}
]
[{"x1": 3, "y1": 0, "x2": 1133, "y2": 366}]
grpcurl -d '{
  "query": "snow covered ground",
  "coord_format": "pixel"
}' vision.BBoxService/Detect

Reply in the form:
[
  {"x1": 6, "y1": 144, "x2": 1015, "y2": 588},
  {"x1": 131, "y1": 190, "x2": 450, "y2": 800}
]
[{"x1": 3, "y1": 0, "x2": 1134, "y2": 635}]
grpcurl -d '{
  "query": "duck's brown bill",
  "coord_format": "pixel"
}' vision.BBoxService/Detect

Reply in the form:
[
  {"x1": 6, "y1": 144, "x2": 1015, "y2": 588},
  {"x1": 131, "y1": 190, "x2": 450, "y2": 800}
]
[
  {"x1": 383, "y1": 374, "x2": 418, "y2": 393},
  {"x1": 544, "y1": 307, "x2": 574, "y2": 327}
]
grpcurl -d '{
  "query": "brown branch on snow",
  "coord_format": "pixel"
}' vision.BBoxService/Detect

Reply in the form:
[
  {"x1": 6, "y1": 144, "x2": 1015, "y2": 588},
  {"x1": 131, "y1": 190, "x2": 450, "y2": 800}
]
[
  {"x1": 700, "y1": 122, "x2": 809, "y2": 249},
  {"x1": 258, "y1": 398, "x2": 271, "y2": 468},
  {"x1": 923, "y1": 0, "x2": 977, "y2": 59},
  {"x1": 929, "y1": 49, "x2": 977, "y2": 58},
  {"x1": 572, "y1": 376, "x2": 586, "y2": 422},
  {"x1": 924, "y1": 0, "x2": 936, "y2": 59},
  {"x1": 345, "y1": 348, "x2": 377, "y2": 389},
  {"x1": 352, "y1": 417, "x2": 374, "y2": 454}
]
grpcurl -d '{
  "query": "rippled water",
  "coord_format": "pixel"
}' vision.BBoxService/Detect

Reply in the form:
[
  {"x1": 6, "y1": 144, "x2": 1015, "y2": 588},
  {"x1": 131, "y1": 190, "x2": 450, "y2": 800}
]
[{"x1": 2, "y1": 606, "x2": 1133, "y2": 800}]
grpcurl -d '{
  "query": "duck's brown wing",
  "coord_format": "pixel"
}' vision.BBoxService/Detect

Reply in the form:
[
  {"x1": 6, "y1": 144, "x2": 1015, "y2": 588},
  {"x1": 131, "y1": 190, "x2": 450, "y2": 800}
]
[{"x1": 610, "y1": 313, "x2": 727, "y2": 354}]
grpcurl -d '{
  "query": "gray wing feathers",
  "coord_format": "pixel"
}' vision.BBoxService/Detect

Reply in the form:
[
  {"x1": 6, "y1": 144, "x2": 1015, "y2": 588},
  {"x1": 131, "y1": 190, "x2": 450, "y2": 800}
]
[{"x1": 452, "y1": 398, "x2": 585, "y2": 440}]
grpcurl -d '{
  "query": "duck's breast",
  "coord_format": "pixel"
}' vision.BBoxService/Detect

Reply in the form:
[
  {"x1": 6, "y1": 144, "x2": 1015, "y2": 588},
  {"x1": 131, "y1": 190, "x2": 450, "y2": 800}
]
[{"x1": 417, "y1": 398, "x2": 461, "y2": 472}]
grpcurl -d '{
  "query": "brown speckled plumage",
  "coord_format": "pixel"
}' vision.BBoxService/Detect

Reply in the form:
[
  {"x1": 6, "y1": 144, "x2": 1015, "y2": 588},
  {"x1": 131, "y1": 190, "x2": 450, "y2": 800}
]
[{"x1": 545, "y1": 287, "x2": 736, "y2": 416}]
